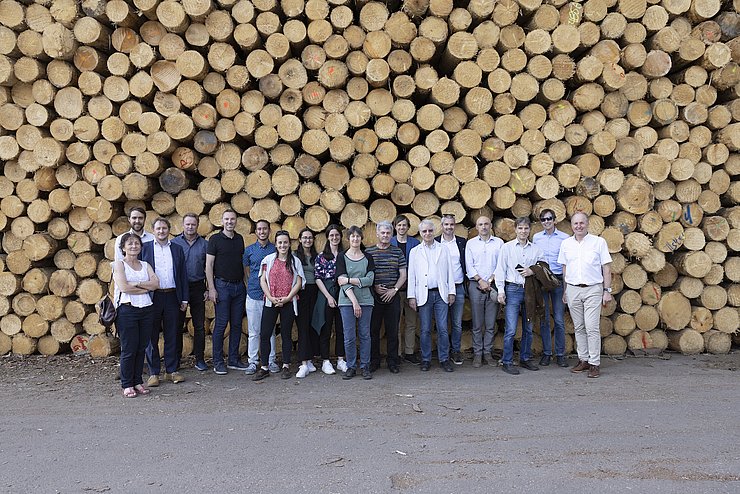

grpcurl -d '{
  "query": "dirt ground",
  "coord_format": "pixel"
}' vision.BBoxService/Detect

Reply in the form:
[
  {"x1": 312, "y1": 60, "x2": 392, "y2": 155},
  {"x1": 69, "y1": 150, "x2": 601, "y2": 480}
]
[{"x1": 0, "y1": 350, "x2": 738, "y2": 494}]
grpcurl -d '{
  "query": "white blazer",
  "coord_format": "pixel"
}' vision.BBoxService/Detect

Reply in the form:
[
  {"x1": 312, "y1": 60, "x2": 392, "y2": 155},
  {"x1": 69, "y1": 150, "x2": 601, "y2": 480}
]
[{"x1": 407, "y1": 241, "x2": 456, "y2": 307}]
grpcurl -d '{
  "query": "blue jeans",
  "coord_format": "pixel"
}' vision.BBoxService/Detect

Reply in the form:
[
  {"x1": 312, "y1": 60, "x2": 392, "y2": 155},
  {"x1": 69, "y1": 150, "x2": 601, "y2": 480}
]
[
  {"x1": 448, "y1": 284, "x2": 465, "y2": 353},
  {"x1": 340, "y1": 305, "x2": 372, "y2": 371},
  {"x1": 540, "y1": 282, "x2": 565, "y2": 357},
  {"x1": 117, "y1": 304, "x2": 152, "y2": 389},
  {"x1": 503, "y1": 284, "x2": 533, "y2": 365},
  {"x1": 419, "y1": 289, "x2": 450, "y2": 363},
  {"x1": 212, "y1": 279, "x2": 246, "y2": 366}
]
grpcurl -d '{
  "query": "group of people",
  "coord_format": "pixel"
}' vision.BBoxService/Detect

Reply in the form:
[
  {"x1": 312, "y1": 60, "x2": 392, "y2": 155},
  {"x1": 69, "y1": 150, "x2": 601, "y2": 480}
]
[{"x1": 112, "y1": 206, "x2": 613, "y2": 398}]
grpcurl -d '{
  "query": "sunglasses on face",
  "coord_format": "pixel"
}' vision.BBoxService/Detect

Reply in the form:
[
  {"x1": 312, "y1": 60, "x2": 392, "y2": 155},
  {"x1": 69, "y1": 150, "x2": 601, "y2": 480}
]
[{"x1": 540, "y1": 217, "x2": 554, "y2": 221}]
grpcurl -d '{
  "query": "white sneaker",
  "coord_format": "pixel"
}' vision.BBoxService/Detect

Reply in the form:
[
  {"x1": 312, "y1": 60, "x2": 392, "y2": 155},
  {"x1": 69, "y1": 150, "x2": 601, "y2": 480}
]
[
  {"x1": 306, "y1": 361, "x2": 317, "y2": 373},
  {"x1": 337, "y1": 359, "x2": 348, "y2": 373},
  {"x1": 321, "y1": 360, "x2": 335, "y2": 375},
  {"x1": 296, "y1": 364, "x2": 309, "y2": 378}
]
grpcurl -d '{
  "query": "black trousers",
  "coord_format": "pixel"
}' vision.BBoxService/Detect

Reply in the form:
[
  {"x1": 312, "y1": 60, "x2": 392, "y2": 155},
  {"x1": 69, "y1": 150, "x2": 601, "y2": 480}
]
[
  {"x1": 177, "y1": 280, "x2": 206, "y2": 362},
  {"x1": 296, "y1": 283, "x2": 319, "y2": 361},
  {"x1": 370, "y1": 295, "x2": 401, "y2": 367},
  {"x1": 260, "y1": 304, "x2": 295, "y2": 366}
]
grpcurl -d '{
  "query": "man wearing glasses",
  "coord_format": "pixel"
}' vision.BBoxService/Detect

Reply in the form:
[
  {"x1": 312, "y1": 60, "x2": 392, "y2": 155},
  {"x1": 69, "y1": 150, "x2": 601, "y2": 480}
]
[{"x1": 532, "y1": 209, "x2": 570, "y2": 368}]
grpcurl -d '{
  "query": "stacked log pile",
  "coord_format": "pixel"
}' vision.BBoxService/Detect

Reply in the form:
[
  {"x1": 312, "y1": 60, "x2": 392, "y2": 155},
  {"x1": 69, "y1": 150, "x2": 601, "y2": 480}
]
[{"x1": 0, "y1": 0, "x2": 737, "y2": 358}]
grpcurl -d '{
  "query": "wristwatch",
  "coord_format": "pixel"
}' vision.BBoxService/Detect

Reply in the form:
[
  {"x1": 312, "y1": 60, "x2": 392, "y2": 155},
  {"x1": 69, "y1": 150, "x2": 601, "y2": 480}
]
[{"x1": 604, "y1": 287, "x2": 612, "y2": 293}]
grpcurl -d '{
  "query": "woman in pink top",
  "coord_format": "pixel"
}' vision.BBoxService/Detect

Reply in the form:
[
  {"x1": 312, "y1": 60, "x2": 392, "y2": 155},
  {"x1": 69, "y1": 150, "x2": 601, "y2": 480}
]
[{"x1": 253, "y1": 230, "x2": 305, "y2": 381}]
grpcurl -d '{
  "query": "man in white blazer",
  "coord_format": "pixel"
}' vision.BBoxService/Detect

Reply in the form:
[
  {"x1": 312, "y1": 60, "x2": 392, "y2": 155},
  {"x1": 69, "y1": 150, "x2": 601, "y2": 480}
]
[{"x1": 407, "y1": 219, "x2": 457, "y2": 372}]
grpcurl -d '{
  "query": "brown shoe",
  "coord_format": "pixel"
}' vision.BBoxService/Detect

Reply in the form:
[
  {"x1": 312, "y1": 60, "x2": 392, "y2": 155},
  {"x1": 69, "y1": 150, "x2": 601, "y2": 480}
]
[
  {"x1": 146, "y1": 375, "x2": 160, "y2": 387},
  {"x1": 165, "y1": 371, "x2": 185, "y2": 384},
  {"x1": 571, "y1": 360, "x2": 590, "y2": 373},
  {"x1": 587, "y1": 365, "x2": 600, "y2": 378}
]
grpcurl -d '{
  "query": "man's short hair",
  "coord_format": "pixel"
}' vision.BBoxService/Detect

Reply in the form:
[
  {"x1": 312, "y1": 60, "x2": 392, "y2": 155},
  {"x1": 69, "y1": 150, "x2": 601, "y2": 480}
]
[
  {"x1": 222, "y1": 209, "x2": 237, "y2": 217},
  {"x1": 393, "y1": 215, "x2": 409, "y2": 228},
  {"x1": 376, "y1": 220, "x2": 393, "y2": 232},
  {"x1": 254, "y1": 219, "x2": 270, "y2": 228},
  {"x1": 152, "y1": 217, "x2": 171, "y2": 229},
  {"x1": 183, "y1": 213, "x2": 199, "y2": 223},
  {"x1": 128, "y1": 207, "x2": 146, "y2": 218},
  {"x1": 419, "y1": 219, "x2": 434, "y2": 231},
  {"x1": 539, "y1": 209, "x2": 555, "y2": 221},
  {"x1": 515, "y1": 217, "x2": 531, "y2": 227}
]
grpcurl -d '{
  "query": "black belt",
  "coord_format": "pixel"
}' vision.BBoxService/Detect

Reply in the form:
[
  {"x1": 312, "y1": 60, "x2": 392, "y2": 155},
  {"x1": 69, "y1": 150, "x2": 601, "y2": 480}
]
[
  {"x1": 505, "y1": 281, "x2": 524, "y2": 287},
  {"x1": 569, "y1": 283, "x2": 595, "y2": 288},
  {"x1": 428, "y1": 287, "x2": 439, "y2": 291},
  {"x1": 157, "y1": 288, "x2": 176, "y2": 293},
  {"x1": 217, "y1": 278, "x2": 242, "y2": 284}
]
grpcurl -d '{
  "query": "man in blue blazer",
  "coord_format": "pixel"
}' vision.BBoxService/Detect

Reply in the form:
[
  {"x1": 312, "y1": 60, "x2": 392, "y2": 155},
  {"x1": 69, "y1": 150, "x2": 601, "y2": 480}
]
[
  {"x1": 141, "y1": 217, "x2": 190, "y2": 386},
  {"x1": 435, "y1": 214, "x2": 467, "y2": 365}
]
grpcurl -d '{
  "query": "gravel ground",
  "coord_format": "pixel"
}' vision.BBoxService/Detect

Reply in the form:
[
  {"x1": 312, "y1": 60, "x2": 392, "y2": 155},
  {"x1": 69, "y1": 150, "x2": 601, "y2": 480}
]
[{"x1": 0, "y1": 351, "x2": 738, "y2": 493}]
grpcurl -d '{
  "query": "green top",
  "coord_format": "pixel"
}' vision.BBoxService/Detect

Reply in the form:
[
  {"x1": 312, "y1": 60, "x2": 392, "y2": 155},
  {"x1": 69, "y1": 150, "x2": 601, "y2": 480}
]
[{"x1": 335, "y1": 252, "x2": 375, "y2": 307}]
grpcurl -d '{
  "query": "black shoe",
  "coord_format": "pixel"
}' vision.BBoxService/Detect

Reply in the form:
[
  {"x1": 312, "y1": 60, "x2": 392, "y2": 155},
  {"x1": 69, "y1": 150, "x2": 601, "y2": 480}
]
[
  {"x1": 539, "y1": 355, "x2": 551, "y2": 366},
  {"x1": 502, "y1": 363, "x2": 520, "y2": 375},
  {"x1": 369, "y1": 362, "x2": 380, "y2": 373},
  {"x1": 556, "y1": 356, "x2": 568, "y2": 367},
  {"x1": 362, "y1": 368, "x2": 372, "y2": 380},
  {"x1": 389, "y1": 365, "x2": 400, "y2": 374},
  {"x1": 252, "y1": 367, "x2": 270, "y2": 381},
  {"x1": 281, "y1": 366, "x2": 292, "y2": 379},
  {"x1": 491, "y1": 350, "x2": 503, "y2": 361},
  {"x1": 481, "y1": 356, "x2": 489, "y2": 366},
  {"x1": 420, "y1": 361, "x2": 431, "y2": 371},
  {"x1": 519, "y1": 359, "x2": 540, "y2": 371},
  {"x1": 403, "y1": 353, "x2": 421, "y2": 365},
  {"x1": 441, "y1": 360, "x2": 454, "y2": 372},
  {"x1": 342, "y1": 368, "x2": 356, "y2": 380}
]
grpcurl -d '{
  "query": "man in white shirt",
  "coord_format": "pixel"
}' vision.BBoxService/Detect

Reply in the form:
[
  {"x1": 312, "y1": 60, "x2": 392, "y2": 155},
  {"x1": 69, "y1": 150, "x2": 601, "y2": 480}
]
[
  {"x1": 557, "y1": 212, "x2": 613, "y2": 378},
  {"x1": 435, "y1": 214, "x2": 467, "y2": 365},
  {"x1": 465, "y1": 216, "x2": 504, "y2": 368},
  {"x1": 532, "y1": 209, "x2": 569, "y2": 368},
  {"x1": 407, "y1": 220, "x2": 456, "y2": 373},
  {"x1": 114, "y1": 207, "x2": 154, "y2": 261},
  {"x1": 495, "y1": 217, "x2": 545, "y2": 375},
  {"x1": 141, "y1": 218, "x2": 190, "y2": 386}
]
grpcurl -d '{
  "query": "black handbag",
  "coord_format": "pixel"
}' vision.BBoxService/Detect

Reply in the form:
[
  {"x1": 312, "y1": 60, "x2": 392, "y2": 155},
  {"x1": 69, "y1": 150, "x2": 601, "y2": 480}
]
[{"x1": 97, "y1": 294, "x2": 118, "y2": 334}]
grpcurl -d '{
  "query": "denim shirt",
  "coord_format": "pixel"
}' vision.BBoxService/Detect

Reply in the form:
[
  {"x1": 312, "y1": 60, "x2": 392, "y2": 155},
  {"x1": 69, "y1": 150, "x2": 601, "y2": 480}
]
[
  {"x1": 532, "y1": 229, "x2": 569, "y2": 275},
  {"x1": 171, "y1": 234, "x2": 208, "y2": 283},
  {"x1": 243, "y1": 241, "x2": 276, "y2": 300}
]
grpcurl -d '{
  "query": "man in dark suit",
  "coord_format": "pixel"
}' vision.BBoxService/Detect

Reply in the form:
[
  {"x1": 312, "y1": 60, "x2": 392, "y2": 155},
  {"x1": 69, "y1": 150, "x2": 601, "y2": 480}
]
[{"x1": 141, "y1": 217, "x2": 190, "y2": 386}]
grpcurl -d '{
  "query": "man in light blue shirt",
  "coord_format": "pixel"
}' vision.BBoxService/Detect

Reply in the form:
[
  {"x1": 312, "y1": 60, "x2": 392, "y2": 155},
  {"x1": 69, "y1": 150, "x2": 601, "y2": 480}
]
[{"x1": 532, "y1": 209, "x2": 569, "y2": 368}]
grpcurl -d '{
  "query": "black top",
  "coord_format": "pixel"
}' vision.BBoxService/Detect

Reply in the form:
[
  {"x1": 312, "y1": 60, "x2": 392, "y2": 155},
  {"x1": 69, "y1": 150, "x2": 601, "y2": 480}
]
[{"x1": 207, "y1": 231, "x2": 245, "y2": 282}]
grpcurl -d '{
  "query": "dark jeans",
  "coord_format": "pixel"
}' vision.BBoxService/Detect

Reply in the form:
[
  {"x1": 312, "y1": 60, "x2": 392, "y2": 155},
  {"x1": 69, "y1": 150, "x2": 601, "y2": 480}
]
[
  {"x1": 296, "y1": 283, "x2": 319, "y2": 360},
  {"x1": 260, "y1": 303, "x2": 295, "y2": 366},
  {"x1": 117, "y1": 304, "x2": 152, "y2": 389},
  {"x1": 370, "y1": 295, "x2": 400, "y2": 367},
  {"x1": 322, "y1": 305, "x2": 344, "y2": 359},
  {"x1": 178, "y1": 280, "x2": 207, "y2": 362},
  {"x1": 146, "y1": 290, "x2": 181, "y2": 375},
  {"x1": 212, "y1": 278, "x2": 246, "y2": 367}
]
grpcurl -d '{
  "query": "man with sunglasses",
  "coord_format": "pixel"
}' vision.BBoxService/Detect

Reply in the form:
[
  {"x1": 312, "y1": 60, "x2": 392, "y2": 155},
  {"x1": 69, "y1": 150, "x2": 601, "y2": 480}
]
[{"x1": 532, "y1": 209, "x2": 569, "y2": 368}]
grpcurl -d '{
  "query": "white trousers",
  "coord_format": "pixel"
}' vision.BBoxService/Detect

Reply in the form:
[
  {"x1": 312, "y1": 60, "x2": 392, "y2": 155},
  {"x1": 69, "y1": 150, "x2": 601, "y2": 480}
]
[{"x1": 566, "y1": 284, "x2": 603, "y2": 366}]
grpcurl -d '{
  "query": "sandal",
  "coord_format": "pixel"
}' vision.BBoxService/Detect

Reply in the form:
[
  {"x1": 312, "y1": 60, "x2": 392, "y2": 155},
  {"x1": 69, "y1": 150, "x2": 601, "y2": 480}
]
[
  {"x1": 134, "y1": 384, "x2": 150, "y2": 395},
  {"x1": 123, "y1": 387, "x2": 137, "y2": 398}
]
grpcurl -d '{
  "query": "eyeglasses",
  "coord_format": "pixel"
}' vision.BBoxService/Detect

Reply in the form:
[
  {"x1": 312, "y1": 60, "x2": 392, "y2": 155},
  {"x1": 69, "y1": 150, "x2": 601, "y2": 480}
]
[{"x1": 540, "y1": 217, "x2": 554, "y2": 222}]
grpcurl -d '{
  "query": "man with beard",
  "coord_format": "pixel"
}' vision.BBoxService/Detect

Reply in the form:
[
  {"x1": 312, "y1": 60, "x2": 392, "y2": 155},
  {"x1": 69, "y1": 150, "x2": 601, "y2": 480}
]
[
  {"x1": 114, "y1": 207, "x2": 154, "y2": 261},
  {"x1": 243, "y1": 220, "x2": 279, "y2": 375}
]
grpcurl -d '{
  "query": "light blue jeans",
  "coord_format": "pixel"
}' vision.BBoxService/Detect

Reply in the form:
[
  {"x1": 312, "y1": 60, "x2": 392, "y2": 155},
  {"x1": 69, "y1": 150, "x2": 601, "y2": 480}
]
[
  {"x1": 448, "y1": 284, "x2": 465, "y2": 353},
  {"x1": 419, "y1": 290, "x2": 450, "y2": 363},
  {"x1": 340, "y1": 305, "x2": 373, "y2": 371},
  {"x1": 502, "y1": 284, "x2": 533, "y2": 365}
]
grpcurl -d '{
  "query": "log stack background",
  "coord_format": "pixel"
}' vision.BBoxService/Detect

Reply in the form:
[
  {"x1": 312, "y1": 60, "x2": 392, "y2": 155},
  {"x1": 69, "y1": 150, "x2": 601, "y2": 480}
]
[{"x1": 0, "y1": 0, "x2": 737, "y2": 359}]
